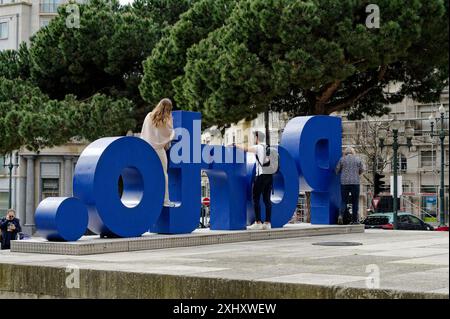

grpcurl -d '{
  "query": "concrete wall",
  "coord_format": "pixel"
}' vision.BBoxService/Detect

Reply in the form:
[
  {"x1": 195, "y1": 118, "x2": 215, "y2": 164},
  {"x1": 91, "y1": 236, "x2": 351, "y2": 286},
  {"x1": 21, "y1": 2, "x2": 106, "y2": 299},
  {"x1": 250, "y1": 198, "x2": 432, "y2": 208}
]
[{"x1": 0, "y1": 263, "x2": 446, "y2": 299}]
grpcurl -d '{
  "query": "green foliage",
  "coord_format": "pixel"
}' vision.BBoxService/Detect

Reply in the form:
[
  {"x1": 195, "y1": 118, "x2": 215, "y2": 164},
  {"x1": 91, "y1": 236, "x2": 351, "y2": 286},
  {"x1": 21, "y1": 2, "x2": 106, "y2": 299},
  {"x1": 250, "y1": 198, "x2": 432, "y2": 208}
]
[
  {"x1": 140, "y1": 0, "x2": 239, "y2": 107},
  {"x1": 1, "y1": 0, "x2": 448, "y2": 153},
  {"x1": 29, "y1": 0, "x2": 125, "y2": 100},
  {"x1": 129, "y1": 0, "x2": 197, "y2": 28},
  {"x1": 0, "y1": 77, "x2": 135, "y2": 154},
  {"x1": 1, "y1": 0, "x2": 194, "y2": 153},
  {"x1": 143, "y1": 0, "x2": 448, "y2": 127},
  {"x1": 0, "y1": 43, "x2": 31, "y2": 80},
  {"x1": 28, "y1": 0, "x2": 194, "y2": 113}
]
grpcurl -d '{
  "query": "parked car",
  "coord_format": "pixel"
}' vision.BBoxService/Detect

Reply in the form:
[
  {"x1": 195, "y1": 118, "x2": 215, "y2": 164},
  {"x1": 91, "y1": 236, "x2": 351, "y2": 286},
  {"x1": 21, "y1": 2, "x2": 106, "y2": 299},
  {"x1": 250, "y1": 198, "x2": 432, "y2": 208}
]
[
  {"x1": 435, "y1": 226, "x2": 449, "y2": 232},
  {"x1": 363, "y1": 212, "x2": 435, "y2": 231}
]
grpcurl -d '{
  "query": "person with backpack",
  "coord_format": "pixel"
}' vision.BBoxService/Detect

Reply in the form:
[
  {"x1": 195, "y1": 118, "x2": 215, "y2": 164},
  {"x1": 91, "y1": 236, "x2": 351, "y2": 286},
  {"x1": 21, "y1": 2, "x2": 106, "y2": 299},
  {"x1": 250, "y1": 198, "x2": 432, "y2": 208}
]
[{"x1": 234, "y1": 131, "x2": 275, "y2": 230}]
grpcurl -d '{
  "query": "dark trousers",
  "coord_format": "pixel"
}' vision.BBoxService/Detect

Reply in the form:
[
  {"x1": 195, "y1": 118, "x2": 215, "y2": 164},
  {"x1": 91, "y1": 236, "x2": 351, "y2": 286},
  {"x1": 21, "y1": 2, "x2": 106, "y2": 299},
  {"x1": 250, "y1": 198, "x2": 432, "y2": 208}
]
[
  {"x1": 1, "y1": 231, "x2": 17, "y2": 250},
  {"x1": 340, "y1": 184, "x2": 360, "y2": 222},
  {"x1": 253, "y1": 174, "x2": 273, "y2": 223}
]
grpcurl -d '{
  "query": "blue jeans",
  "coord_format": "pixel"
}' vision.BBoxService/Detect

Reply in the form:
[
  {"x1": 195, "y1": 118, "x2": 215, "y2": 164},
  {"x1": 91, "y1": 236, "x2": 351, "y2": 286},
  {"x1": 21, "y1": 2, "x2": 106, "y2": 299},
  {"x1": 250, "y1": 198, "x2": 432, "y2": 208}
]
[{"x1": 340, "y1": 184, "x2": 360, "y2": 222}]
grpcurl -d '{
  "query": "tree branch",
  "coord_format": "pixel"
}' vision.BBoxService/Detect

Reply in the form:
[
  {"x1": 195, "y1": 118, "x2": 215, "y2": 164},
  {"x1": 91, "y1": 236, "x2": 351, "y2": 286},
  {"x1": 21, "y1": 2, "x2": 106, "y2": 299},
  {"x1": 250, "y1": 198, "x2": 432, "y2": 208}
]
[
  {"x1": 326, "y1": 65, "x2": 388, "y2": 114},
  {"x1": 314, "y1": 80, "x2": 342, "y2": 114}
]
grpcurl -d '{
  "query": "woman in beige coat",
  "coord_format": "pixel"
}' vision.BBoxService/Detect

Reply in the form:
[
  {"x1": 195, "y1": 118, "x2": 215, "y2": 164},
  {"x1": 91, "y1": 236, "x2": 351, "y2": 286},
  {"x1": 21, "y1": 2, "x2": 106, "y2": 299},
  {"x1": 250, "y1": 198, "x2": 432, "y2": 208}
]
[{"x1": 141, "y1": 98, "x2": 176, "y2": 207}]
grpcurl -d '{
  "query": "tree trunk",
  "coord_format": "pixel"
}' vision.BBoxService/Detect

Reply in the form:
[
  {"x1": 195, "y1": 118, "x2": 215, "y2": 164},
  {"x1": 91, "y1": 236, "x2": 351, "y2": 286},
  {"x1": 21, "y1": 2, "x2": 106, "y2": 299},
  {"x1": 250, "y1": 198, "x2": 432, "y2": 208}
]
[
  {"x1": 264, "y1": 109, "x2": 270, "y2": 146},
  {"x1": 305, "y1": 192, "x2": 311, "y2": 223}
]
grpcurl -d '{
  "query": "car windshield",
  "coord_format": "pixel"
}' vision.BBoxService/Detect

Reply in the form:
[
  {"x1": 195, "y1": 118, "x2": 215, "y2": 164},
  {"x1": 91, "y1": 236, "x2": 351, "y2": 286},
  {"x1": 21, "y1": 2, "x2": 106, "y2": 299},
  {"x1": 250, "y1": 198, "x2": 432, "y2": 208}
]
[{"x1": 364, "y1": 216, "x2": 390, "y2": 225}]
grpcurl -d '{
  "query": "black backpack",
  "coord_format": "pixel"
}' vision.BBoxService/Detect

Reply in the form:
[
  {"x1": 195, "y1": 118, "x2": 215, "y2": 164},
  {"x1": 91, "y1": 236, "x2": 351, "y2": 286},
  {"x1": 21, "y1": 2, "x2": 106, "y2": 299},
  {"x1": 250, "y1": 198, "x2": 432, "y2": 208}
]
[{"x1": 255, "y1": 145, "x2": 279, "y2": 174}]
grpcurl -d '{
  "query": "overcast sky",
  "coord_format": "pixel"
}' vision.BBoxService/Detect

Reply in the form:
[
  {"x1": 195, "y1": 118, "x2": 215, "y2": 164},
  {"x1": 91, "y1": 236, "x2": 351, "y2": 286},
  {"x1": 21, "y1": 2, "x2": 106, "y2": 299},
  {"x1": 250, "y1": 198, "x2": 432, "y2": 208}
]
[{"x1": 119, "y1": 0, "x2": 134, "y2": 5}]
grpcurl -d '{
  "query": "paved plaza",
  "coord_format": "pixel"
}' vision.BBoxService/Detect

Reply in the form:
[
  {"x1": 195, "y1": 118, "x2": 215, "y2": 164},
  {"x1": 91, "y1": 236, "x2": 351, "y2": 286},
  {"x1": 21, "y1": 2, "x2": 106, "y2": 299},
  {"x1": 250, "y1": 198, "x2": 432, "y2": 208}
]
[{"x1": 0, "y1": 229, "x2": 448, "y2": 298}]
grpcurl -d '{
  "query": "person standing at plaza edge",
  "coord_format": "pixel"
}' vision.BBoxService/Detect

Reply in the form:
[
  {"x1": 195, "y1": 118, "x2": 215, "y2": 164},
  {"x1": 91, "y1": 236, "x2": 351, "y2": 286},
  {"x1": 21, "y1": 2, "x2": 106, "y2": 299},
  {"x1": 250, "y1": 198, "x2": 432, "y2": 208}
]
[
  {"x1": 234, "y1": 131, "x2": 273, "y2": 230},
  {"x1": 0, "y1": 209, "x2": 22, "y2": 250},
  {"x1": 141, "y1": 98, "x2": 177, "y2": 207},
  {"x1": 335, "y1": 147, "x2": 365, "y2": 225}
]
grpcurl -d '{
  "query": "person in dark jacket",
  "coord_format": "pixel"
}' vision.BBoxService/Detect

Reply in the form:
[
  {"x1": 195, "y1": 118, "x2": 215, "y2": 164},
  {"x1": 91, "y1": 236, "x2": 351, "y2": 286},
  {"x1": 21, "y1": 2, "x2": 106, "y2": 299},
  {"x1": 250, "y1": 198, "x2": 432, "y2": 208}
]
[
  {"x1": 335, "y1": 147, "x2": 365, "y2": 225},
  {"x1": 0, "y1": 209, "x2": 22, "y2": 250}
]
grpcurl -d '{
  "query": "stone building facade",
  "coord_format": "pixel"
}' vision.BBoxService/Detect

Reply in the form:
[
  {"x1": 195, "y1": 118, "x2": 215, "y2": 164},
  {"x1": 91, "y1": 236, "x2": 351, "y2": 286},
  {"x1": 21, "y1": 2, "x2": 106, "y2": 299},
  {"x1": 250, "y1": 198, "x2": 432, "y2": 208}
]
[
  {"x1": 341, "y1": 89, "x2": 449, "y2": 223},
  {"x1": 13, "y1": 141, "x2": 87, "y2": 233},
  {"x1": 0, "y1": 0, "x2": 67, "y2": 51}
]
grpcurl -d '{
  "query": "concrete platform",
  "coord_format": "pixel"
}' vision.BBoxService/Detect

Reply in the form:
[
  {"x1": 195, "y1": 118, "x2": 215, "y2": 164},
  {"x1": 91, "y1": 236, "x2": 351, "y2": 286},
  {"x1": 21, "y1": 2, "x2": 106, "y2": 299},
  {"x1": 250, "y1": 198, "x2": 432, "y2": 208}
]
[
  {"x1": 10, "y1": 224, "x2": 364, "y2": 255},
  {"x1": 0, "y1": 228, "x2": 448, "y2": 299}
]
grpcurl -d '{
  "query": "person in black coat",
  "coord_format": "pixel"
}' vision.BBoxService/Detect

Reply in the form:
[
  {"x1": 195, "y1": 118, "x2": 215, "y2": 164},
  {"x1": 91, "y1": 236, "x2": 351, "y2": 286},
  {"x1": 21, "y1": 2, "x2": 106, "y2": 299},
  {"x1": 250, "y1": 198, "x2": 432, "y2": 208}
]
[{"x1": 0, "y1": 209, "x2": 22, "y2": 250}]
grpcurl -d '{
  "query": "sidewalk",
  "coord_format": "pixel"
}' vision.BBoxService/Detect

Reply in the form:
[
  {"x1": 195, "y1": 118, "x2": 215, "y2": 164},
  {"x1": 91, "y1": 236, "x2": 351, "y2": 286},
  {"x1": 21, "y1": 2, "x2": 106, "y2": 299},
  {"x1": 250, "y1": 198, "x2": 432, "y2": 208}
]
[{"x1": 0, "y1": 229, "x2": 448, "y2": 298}]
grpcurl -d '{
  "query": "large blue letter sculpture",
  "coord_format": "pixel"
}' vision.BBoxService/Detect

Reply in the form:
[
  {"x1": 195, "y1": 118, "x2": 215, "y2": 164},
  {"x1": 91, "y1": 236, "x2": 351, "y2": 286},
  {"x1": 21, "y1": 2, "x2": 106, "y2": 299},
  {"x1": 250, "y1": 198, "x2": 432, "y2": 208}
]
[
  {"x1": 205, "y1": 146, "x2": 248, "y2": 230},
  {"x1": 281, "y1": 116, "x2": 342, "y2": 224},
  {"x1": 34, "y1": 111, "x2": 342, "y2": 241},
  {"x1": 74, "y1": 137, "x2": 165, "y2": 238},
  {"x1": 35, "y1": 197, "x2": 88, "y2": 241}
]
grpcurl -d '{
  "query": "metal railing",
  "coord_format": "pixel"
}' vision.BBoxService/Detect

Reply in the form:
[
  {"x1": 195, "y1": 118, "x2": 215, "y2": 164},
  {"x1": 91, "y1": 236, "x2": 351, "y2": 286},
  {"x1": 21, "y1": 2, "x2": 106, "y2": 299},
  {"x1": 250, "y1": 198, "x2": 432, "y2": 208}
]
[{"x1": 290, "y1": 195, "x2": 307, "y2": 223}]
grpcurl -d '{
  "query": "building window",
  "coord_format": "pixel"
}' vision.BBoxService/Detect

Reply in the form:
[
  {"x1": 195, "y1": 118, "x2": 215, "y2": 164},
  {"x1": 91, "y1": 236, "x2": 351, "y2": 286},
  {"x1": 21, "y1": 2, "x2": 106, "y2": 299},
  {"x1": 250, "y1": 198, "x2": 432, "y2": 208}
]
[
  {"x1": 0, "y1": 21, "x2": 8, "y2": 40},
  {"x1": 418, "y1": 110, "x2": 435, "y2": 134},
  {"x1": 402, "y1": 182, "x2": 411, "y2": 193},
  {"x1": 0, "y1": 192, "x2": 8, "y2": 217},
  {"x1": 420, "y1": 151, "x2": 436, "y2": 167},
  {"x1": 421, "y1": 185, "x2": 437, "y2": 194},
  {"x1": 271, "y1": 112, "x2": 279, "y2": 126},
  {"x1": 236, "y1": 130, "x2": 242, "y2": 144},
  {"x1": 390, "y1": 153, "x2": 407, "y2": 173},
  {"x1": 40, "y1": 162, "x2": 61, "y2": 200},
  {"x1": 257, "y1": 114, "x2": 264, "y2": 126},
  {"x1": 400, "y1": 154, "x2": 407, "y2": 172},
  {"x1": 41, "y1": 179, "x2": 60, "y2": 200},
  {"x1": 270, "y1": 132, "x2": 278, "y2": 145},
  {"x1": 376, "y1": 156, "x2": 385, "y2": 172},
  {"x1": 40, "y1": 0, "x2": 61, "y2": 13}
]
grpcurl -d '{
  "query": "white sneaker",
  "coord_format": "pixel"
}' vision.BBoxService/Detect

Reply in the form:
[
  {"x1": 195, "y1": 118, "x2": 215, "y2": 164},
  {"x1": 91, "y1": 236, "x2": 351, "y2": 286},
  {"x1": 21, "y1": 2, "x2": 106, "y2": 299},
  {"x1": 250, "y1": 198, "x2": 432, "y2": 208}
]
[
  {"x1": 163, "y1": 201, "x2": 179, "y2": 208},
  {"x1": 248, "y1": 223, "x2": 263, "y2": 230},
  {"x1": 262, "y1": 223, "x2": 272, "y2": 230}
]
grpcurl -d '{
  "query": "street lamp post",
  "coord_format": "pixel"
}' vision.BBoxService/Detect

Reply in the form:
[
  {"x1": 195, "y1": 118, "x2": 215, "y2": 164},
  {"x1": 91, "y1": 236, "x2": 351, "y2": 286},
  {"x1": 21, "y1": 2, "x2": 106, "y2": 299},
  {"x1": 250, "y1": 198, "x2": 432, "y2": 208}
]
[
  {"x1": 2, "y1": 152, "x2": 19, "y2": 209},
  {"x1": 379, "y1": 119, "x2": 414, "y2": 229},
  {"x1": 429, "y1": 104, "x2": 448, "y2": 226}
]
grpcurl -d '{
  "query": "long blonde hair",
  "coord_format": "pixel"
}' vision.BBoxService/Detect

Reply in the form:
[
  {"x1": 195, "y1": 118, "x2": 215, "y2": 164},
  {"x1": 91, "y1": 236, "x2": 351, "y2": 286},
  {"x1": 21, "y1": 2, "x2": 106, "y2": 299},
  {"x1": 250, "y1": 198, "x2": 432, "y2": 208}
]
[{"x1": 151, "y1": 98, "x2": 173, "y2": 127}]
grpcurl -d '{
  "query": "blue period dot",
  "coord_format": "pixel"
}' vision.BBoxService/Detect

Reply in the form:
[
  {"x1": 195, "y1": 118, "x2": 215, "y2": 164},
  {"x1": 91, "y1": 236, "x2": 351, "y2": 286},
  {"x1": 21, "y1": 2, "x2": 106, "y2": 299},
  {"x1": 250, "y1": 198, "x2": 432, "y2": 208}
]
[{"x1": 35, "y1": 197, "x2": 88, "y2": 242}]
